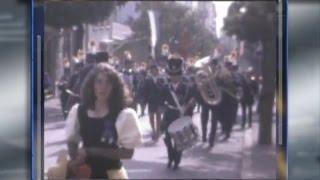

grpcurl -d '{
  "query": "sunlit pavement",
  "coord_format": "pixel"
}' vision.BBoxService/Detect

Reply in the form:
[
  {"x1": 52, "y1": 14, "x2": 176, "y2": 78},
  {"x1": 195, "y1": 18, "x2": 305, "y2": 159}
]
[{"x1": 44, "y1": 97, "x2": 276, "y2": 179}]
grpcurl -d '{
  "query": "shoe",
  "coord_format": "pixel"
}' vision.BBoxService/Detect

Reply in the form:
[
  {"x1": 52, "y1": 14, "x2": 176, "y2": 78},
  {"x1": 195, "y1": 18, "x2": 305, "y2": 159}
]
[
  {"x1": 209, "y1": 138, "x2": 215, "y2": 147},
  {"x1": 154, "y1": 134, "x2": 160, "y2": 142},
  {"x1": 221, "y1": 135, "x2": 230, "y2": 142},
  {"x1": 209, "y1": 142, "x2": 214, "y2": 148},
  {"x1": 173, "y1": 163, "x2": 179, "y2": 170},
  {"x1": 151, "y1": 132, "x2": 156, "y2": 140},
  {"x1": 219, "y1": 131, "x2": 225, "y2": 137},
  {"x1": 202, "y1": 136, "x2": 207, "y2": 142}
]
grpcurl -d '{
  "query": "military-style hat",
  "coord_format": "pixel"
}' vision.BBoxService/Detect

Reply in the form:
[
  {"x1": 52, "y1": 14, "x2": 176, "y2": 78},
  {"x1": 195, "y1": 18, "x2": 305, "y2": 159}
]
[
  {"x1": 95, "y1": 51, "x2": 109, "y2": 63},
  {"x1": 166, "y1": 54, "x2": 183, "y2": 76}
]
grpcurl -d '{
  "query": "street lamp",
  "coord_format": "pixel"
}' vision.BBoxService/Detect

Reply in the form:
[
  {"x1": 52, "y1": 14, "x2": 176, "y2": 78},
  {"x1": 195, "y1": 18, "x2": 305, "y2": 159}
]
[
  {"x1": 240, "y1": 7, "x2": 247, "y2": 14},
  {"x1": 72, "y1": 25, "x2": 78, "y2": 31}
]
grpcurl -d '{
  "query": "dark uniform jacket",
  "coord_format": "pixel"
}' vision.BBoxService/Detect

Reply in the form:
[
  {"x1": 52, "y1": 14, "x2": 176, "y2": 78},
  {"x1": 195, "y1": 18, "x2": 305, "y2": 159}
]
[
  {"x1": 160, "y1": 82, "x2": 193, "y2": 130},
  {"x1": 144, "y1": 75, "x2": 163, "y2": 106}
]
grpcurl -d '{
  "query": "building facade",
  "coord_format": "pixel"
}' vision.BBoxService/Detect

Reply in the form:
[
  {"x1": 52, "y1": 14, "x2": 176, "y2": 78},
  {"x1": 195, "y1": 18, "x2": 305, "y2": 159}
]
[{"x1": 197, "y1": 1, "x2": 217, "y2": 37}]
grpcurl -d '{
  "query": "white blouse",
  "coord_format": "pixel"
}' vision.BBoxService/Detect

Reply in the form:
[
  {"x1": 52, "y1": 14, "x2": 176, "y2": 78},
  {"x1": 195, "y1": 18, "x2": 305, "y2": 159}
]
[{"x1": 65, "y1": 104, "x2": 143, "y2": 149}]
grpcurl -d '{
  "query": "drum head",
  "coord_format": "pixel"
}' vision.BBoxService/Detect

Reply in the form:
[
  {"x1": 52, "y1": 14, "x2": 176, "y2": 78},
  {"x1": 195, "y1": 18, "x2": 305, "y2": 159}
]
[{"x1": 168, "y1": 116, "x2": 192, "y2": 133}]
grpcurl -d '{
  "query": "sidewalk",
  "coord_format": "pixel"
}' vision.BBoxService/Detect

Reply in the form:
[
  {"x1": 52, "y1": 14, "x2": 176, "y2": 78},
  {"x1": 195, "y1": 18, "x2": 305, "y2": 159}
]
[{"x1": 241, "y1": 121, "x2": 277, "y2": 179}]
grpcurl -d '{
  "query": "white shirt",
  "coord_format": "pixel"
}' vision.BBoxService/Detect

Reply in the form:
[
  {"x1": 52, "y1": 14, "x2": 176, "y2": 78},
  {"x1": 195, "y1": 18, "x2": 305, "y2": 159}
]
[
  {"x1": 171, "y1": 82, "x2": 179, "y2": 91},
  {"x1": 65, "y1": 104, "x2": 143, "y2": 149},
  {"x1": 122, "y1": 72, "x2": 134, "y2": 91},
  {"x1": 150, "y1": 75, "x2": 157, "y2": 84}
]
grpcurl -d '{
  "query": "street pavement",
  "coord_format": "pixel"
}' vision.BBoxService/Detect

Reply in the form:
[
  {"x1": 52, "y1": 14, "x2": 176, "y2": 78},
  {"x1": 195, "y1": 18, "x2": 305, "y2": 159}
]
[{"x1": 44, "y1": 98, "x2": 276, "y2": 179}]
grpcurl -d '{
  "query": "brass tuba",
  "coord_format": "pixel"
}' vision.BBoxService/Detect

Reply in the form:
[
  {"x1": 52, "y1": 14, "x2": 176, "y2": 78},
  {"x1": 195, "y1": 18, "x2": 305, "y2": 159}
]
[{"x1": 194, "y1": 56, "x2": 243, "y2": 105}]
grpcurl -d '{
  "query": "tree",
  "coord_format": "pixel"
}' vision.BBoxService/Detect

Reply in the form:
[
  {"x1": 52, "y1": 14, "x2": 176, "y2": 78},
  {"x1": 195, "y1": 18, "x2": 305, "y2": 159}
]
[
  {"x1": 128, "y1": 1, "x2": 218, "y2": 59},
  {"x1": 45, "y1": 1, "x2": 126, "y2": 28},
  {"x1": 43, "y1": 1, "x2": 126, "y2": 84},
  {"x1": 45, "y1": 1, "x2": 126, "y2": 53},
  {"x1": 223, "y1": 1, "x2": 278, "y2": 145}
]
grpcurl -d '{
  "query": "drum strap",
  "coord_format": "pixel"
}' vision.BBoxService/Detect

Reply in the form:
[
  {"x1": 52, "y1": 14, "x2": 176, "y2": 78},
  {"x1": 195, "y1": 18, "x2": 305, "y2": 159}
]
[{"x1": 169, "y1": 89, "x2": 184, "y2": 117}]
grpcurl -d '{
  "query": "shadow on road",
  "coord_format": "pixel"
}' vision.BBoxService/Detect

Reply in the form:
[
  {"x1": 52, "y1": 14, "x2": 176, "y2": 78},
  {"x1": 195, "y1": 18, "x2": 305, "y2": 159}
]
[{"x1": 124, "y1": 150, "x2": 242, "y2": 179}]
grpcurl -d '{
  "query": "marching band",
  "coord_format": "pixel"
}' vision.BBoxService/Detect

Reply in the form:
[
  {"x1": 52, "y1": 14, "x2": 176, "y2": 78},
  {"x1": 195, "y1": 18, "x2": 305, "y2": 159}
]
[{"x1": 57, "y1": 44, "x2": 260, "y2": 172}]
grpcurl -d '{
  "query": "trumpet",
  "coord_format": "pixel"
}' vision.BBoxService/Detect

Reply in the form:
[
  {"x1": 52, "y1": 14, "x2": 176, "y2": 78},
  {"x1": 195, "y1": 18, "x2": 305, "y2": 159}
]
[{"x1": 194, "y1": 57, "x2": 243, "y2": 105}]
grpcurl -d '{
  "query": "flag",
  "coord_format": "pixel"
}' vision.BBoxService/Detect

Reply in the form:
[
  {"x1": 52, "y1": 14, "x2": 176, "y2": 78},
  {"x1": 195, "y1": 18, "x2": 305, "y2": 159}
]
[{"x1": 147, "y1": 10, "x2": 159, "y2": 60}]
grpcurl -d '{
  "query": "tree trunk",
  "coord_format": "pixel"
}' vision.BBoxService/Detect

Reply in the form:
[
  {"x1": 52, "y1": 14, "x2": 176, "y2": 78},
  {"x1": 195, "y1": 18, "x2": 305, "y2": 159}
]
[
  {"x1": 258, "y1": 38, "x2": 276, "y2": 145},
  {"x1": 44, "y1": 27, "x2": 59, "y2": 87}
]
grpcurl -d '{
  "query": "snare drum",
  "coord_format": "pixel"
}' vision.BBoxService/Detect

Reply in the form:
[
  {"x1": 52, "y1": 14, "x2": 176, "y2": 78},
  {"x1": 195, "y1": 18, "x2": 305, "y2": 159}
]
[{"x1": 168, "y1": 116, "x2": 199, "y2": 151}]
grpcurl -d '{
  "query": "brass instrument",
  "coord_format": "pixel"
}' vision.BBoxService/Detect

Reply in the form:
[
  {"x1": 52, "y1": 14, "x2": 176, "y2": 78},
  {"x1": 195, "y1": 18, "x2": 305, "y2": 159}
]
[{"x1": 194, "y1": 56, "x2": 243, "y2": 105}]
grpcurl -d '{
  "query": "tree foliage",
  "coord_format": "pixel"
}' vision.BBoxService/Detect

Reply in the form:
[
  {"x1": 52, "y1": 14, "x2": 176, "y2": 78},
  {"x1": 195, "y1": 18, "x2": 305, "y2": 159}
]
[
  {"x1": 129, "y1": 1, "x2": 218, "y2": 58},
  {"x1": 44, "y1": 0, "x2": 127, "y2": 29},
  {"x1": 223, "y1": 1, "x2": 278, "y2": 43},
  {"x1": 223, "y1": 1, "x2": 278, "y2": 145}
]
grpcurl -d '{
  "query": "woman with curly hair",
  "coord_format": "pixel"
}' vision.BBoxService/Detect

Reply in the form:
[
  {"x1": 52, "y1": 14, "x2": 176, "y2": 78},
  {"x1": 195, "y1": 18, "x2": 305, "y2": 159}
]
[{"x1": 65, "y1": 63, "x2": 143, "y2": 179}]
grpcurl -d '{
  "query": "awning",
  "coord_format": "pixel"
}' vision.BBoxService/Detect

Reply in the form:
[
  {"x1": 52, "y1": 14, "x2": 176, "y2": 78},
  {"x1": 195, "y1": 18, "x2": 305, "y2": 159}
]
[{"x1": 99, "y1": 22, "x2": 133, "y2": 43}]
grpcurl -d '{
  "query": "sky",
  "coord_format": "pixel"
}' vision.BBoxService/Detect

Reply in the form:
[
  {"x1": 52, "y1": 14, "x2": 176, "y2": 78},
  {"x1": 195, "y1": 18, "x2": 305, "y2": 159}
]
[
  {"x1": 191, "y1": 1, "x2": 233, "y2": 38},
  {"x1": 213, "y1": 1, "x2": 233, "y2": 38}
]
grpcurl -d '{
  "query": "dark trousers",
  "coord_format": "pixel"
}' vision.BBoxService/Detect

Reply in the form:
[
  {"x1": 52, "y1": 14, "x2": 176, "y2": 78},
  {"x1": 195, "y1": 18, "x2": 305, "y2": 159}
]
[
  {"x1": 59, "y1": 91, "x2": 68, "y2": 119},
  {"x1": 241, "y1": 102, "x2": 253, "y2": 128},
  {"x1": 164, "y1": 130, "x2": 183, "y2": 166},
  {"x1": 129, "y1": 101, "x2": 137, "y2": 112},
  {"x1": 140, "y1": 102, "x2": 146, "y2": 115},
  {"x1": 162, "y1": 110, "x2": 183, "y2": 166},
  {"x1": 219, "y1": 95, "x2": 238, "y2": 138},
  {"x1": 226, "y1": 101, "x2": 238, "y2": 137},
  {"x1": 201, "y1": 104, "x2": 218, "y2": 145}
]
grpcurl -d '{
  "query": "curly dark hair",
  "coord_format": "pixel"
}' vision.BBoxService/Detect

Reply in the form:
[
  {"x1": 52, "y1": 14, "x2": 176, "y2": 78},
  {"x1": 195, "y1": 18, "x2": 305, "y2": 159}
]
[{"x1": 80, "y1": 63, "x2": 132, "y2": 117}]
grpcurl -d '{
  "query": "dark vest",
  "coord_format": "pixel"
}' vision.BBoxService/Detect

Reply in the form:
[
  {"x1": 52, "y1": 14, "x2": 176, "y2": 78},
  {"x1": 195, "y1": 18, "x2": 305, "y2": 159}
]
[{"x1": 77, "y1": 105, "x2": 122, "y2": 179}]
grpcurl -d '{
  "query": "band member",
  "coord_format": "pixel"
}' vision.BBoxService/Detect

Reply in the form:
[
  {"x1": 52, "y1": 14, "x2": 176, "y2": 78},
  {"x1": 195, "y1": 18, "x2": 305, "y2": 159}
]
[
  {"x1": 240, "y1": 68, "x2": 259, "y2": 128},
  {"x1": 229, "y1": 63, "x2": 241, "y2": 127},
  {"x1": 63, "y1": 59, "x2": 85, "y2": 118},
  {"x1": 65, "y1": 63, "x2": 143, "y2": 179},
  {"x1": 196, "y1": 95, "x2": 219, "y2": 147},
  {"x1": 63, "y1": 52, "x2": 110, "y2": 119},
  {"x1": 136, "y1": 65, "x2": 147, "y2": 117},
  {"x1": 44, "y1": 72, "x2": 53, "y2": 96},
  {"x1": 195, "y1": 58, "x2": 220, "y2": 147},
  {"x1": 144, "y1": 64, "x2": 163, "y2": 141},
  {"x1": 182, "y1": 66, "x2": 197, "y2": 116},
  {"x1": 218, "y1": 62, "x2": 241, "y2": 140},
  {"x1": 160, "y1": 55, "x2": 194, "y2": 170},
  {"x1": 121, "y1": 52, "x2": 139, "y2": 111},
  {"x1": 79, "y1": 52, "x2": 109, "y2": 84},
  {"x1": 58, "y1": 61, "x2": 72, "y2": 119},
  {"x1": 161, "y1": 43, "x2": 170, "y2": 58},
  {"x1": 85, "y1": 53, "x2": 96, "y2": 64}
]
